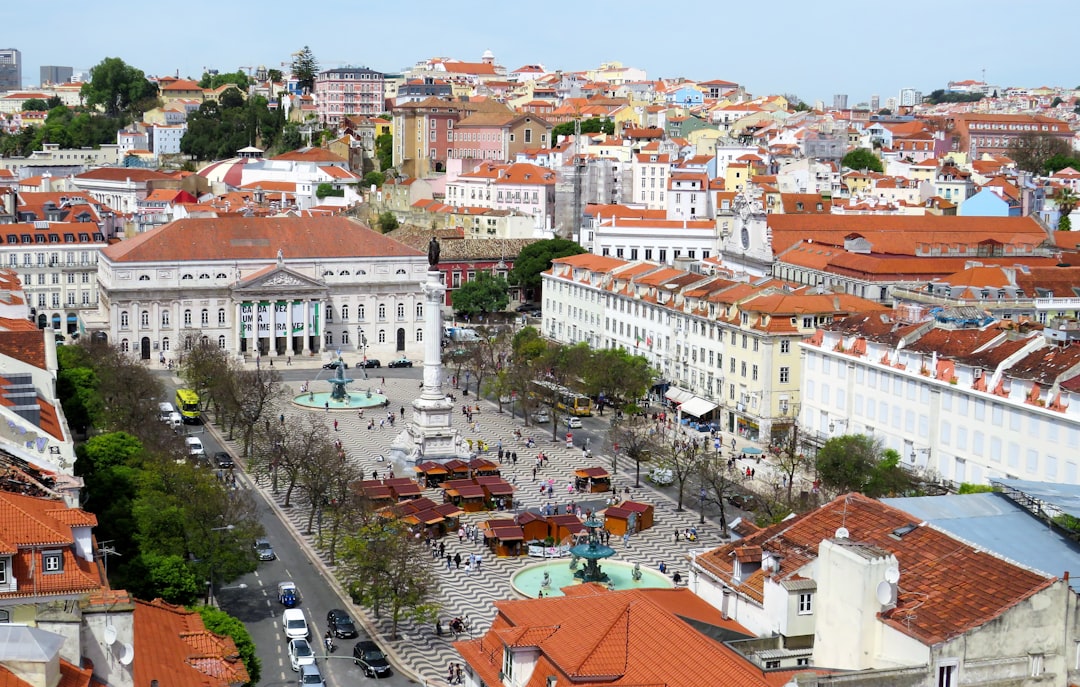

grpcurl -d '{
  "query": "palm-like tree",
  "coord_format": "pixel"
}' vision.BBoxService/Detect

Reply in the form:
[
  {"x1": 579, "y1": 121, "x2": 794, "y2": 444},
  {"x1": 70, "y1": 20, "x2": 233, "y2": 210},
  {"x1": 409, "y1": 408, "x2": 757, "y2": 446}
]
[{"x1": 1053, "y1": 186, "x2": 1078, "y2": 231}]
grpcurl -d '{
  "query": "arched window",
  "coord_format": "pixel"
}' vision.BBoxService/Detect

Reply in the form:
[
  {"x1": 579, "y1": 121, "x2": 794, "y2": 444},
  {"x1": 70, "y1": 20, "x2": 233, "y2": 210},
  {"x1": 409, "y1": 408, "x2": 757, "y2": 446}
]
[
  {"x1": 140, "y1": 311, "x2": 149, "y2": 328},
  {"x1": 325, "y1": 332, "x2": 334, "y2": 345},
  {"x1": 378, "y1": 304, "x2": 386, "y2": 319},
  {"x1": 200, "y1": 309, "x2": 209, "y2": 326},
  {"x1": 415, "y1": 303, "x2": 423, "y2": 318},
  {"x1": 183, "y1": 309, "x2": 192, "y2": 326},
  {"x1": 397, "y1": 303, "x2": 405, "y2": 319},
  {"x1": 378, "y1": 329, "x2": 386, "y2": 343},
  {"x1": 218, "y1": 335, "x2": 226, "y2": 349},
  {"x1": 342, "y1": 330, "x2": 350, "y2": 344},
  {"x1": 161, "y1": 310, "x2": 170, "y2": 327},
  {"x1": 341, "y1": 305, "x2": 349, "y2": 321},
  {"x1": 358, "y1": 305, "x2": 365, "y2": 320},
  {"x1": 218, "y1": 308, "x2": 226, "y2": 325},
  {"x1": 120, "y1": 339, "x2": 129, "y2": 352},
  {"x1": 416, "y1": 328, "x2": 423, "y2": 342},
  {"x1": 162, "y1": 337, "x2": 170, "y2": 351},
  {"x1": 120, "y1": 311, "x2": 129, "y2": 328},
  {"x1": 326, "y1": 305, "x2": 334, "y2": 322}
]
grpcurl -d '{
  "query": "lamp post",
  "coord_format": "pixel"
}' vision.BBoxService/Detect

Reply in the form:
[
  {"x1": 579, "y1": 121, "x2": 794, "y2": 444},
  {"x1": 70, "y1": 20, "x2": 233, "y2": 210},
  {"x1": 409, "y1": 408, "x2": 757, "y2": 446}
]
[
  {"x1": 358, "y1": 329, "x2": 368, "y2": 379},
  {"x1": 699, "y1": 487, "x2": 707, "y2": 525},
  {"x1": 207, "y1": 524, "x2": 235, "y2": 607}
]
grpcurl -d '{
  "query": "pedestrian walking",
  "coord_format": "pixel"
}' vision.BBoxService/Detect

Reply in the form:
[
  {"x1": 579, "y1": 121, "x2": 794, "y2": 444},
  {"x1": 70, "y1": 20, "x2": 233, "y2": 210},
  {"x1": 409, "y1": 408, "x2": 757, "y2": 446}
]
[
  {"x1": 400, "y1": 406, "x2": 405, "y2": 419},
  {"x1": 674, "y1": 529, "x2": 680, "y2": 542},
  {"x1": 279, "y1": 413, "x2": 285, "y2": 425},
  {"x1": 622, "y1": 532, "x2": 630, "y2": 547},
  {"x1": 324, "y1": 401, "x2": 329, "y2": 412},
  {"x1": 287, "y1": 355, "x2": 292, "y2": 365},
  {"x1": 446, "y1": 554, "x2": 452, "y2": 570},
  {"x1": 439, "y1": 541, "x2": 445, "y2": 557},
  {"x1": 454, "y1": 553, "x2": 462, "y2": 569},
  {"x1": 333, "y1": 419, "x2": 339, "y2": 431},
  {"x1": 458, "y1": 527, "x2": 465, "y2": 543}
]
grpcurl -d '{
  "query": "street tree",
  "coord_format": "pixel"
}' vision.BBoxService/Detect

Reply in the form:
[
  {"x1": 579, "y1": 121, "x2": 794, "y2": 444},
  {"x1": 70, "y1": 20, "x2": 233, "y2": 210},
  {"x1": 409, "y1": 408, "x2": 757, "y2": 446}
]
[
  {"x1": 581, "y1": 348, "x2": 654, "y2": 412},
  {"x1": 291, "y1": 46, "x2": 319, "y2": 92},
  {"x1": 219, "y1": 365, "x2": 283, "y2": 457},
  {"x1": 339, "y1": 520, "x2": 440, "y2": 639},
  {"x1": 841, "y1": 148, "x2": 883, "y2": 173},
  {"x1": 696, "y1": 452, "x2": 737, "y2": 537},
  {"x1": 90, "y1": 340, "x2": 164, "y2": 434},
  {"x1": 1007, "y1": 132, "x2": 1071, "y2": 173},
  {"x1": 463, "y1": 325, "x2": 511, "y2": 402},
  {"x1": 295, "y1": 419, "x2": 345, "y2": 536},
  {"x1": 80, "y1": 57, "x2": 158, "y2": 118},
  {"x1": 451, "y1": 271, "x2": 510, "y2": 318},
  {"x1": 815, "y1": 434, "x2": 913, "y2": 497},
  {"x1": 658, "y1": 436, "x2": 704, "y2": 511},
  {"x1": 535, "y1": 342, "x2": 591, "y2": 440},
  {"x1": 771, "y1": 417, "x2": 808, "y2": 506},
  {"x1": 507, "y1": 238, "x2": 586, "y2": 298},
  {"x1": 321, "y1": 455, "x2": 366, "y2": 565},
  {"x1": 198, "y1": 606, "x2": 261, "y2": 687},
  {"x1": 609, "y1": 418, "x2": 657, "y2": 487}
]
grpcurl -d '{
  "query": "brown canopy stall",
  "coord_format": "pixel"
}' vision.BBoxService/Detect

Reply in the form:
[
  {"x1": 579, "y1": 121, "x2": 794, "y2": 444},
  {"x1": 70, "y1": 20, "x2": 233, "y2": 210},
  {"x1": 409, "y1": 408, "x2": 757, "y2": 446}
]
[
  {"x1": 574, "y1": 466, "x2": 611, "y2": 493},
  {"x1": 483, "y1": 520, "x2": 526, "y2": 557},
  {"x1": 515, "y1": 511, "x2": 549, "y2": 542},
  {"x1": 354, "y1": 480, "x2": 394, "y2": 506},
  {"x1": 547, "y1": 513, "x2": 585, "y2": 542},
  {"x1": 414, "y1": 461, "x2": 449, "y2": 487},
  {"x1": 443, "y1": 482, "x2": 487, "y2": 512},
  {"x1": 604, "y1": 500, "x2": 654, "y2": 535},
  {"x1": 385, "y1": 477, "x2": 423, "y2": 501},
  {"x1": 443, "y1": 459, "x2": 470, "y2": 478},
  {"x1": 467, "y1": 457, "x2": 500, "y2": 477}
]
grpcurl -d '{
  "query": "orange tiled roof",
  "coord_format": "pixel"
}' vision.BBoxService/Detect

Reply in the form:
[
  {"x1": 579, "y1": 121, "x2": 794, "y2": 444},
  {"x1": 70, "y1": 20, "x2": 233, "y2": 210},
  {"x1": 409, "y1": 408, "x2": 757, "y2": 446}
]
[
  {"x1": 696, "y1": 493, "x2": 1055, "y2": 645},
  {"x1": 74, "y1": 168, "x2": 173, "y2": 183},
  {"x1": 101, "y1": 217, "x2": 422, "y2": 263},
  {"x1": 134, "y1": 599, "x2": 250, "y2": 687}
]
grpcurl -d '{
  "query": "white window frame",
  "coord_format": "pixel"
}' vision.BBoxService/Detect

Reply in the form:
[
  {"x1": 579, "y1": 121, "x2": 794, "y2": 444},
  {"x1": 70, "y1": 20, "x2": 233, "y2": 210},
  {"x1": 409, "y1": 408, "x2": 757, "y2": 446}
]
[{"x1": 797, "y1": 592, "x2": 813, "y2": 614}]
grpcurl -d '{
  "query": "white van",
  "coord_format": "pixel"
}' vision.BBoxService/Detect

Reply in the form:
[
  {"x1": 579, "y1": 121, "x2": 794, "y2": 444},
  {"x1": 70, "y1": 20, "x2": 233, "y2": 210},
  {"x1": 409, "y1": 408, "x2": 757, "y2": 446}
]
[
  {"x1": 158, "y1": 402, "x2": 176, "y2": 422},
  {"x1": 167, "y1": 412, "x2": 183, "y2": 430}
]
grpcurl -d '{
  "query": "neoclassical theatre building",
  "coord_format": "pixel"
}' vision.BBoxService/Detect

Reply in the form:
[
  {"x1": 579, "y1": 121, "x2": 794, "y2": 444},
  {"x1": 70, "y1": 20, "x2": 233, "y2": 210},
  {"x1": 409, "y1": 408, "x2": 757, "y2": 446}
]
[{"x1": 91, "y1": 216, "x2": 428, "y2": 362}]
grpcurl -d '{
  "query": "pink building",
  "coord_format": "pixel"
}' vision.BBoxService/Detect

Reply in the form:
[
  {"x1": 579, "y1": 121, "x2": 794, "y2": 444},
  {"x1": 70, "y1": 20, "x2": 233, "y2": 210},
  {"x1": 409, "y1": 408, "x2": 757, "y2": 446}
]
[{"x1": 314, "y1": 66, "x2": 385, "y2": 126}]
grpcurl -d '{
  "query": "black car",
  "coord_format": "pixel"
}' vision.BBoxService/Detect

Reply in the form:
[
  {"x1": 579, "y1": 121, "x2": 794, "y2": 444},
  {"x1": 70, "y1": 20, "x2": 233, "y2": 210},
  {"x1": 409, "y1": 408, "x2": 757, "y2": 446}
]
[
  {"x1": 360, "y1": 359, "x2": 381, "y2": 368},
  {"x1": 322, "y1": 360, "x2": 349, "y2": 370},
  {"x1": 326, "y1": 609, "x2": 358, "y2": 638},
  {"x1": 213, "y1": 451, "x2": 235, "y2": 469},
  {"x1": 352, "y1": 640, "x2": 390, "y2": 677},
  {"x1": 387, "y1": 358, "x2": 413, "y2": 368},
  {"x1": 514, "y1": 302, "x2": 535, "y2": 313}
]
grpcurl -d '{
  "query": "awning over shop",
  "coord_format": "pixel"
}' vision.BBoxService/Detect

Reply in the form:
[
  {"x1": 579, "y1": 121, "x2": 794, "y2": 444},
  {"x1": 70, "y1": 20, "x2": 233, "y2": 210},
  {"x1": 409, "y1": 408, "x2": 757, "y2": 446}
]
[
  {"x1": 665, "y1": 388, "x2": 693, "y2": 404},
  {"x1": 680, "y1": 396, "x2": 718, "y2": 418}
]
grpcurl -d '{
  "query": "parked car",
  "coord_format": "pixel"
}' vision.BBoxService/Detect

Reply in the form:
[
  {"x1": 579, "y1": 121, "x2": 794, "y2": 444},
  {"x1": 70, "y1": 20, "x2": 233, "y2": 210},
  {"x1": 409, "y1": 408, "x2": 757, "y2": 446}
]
[
  {"x1": 166, "y1": 411, "x2": 183, "y2": 430},
  {"x1": 253, "y1": 538, "x2": 276, "y2": 561},
  {"x1": 214, "y1": 451, "x2": 235, "y2": 469},
  {"x1": 387, "y1": 357, "x2": 413, "y2": 368},
  {"x1": 158, "y1": 401, "x2": 176, "y2": 422},
  {"x1": 566, "y1": 416, "x2": 583, "y2": 429},
  {"x1": 288, "y1": 638, "x2": 316, "y2": 672},
  {"x1": 360, "y1": 359, "x2": 381, "y2": 368},
  {"x1": 352, "y1": 640, "x2": 391, "y2": 677},
  {"x1": 282, "y1": 608, "x2": 309, "y2": 640},
  {"x1": 322, "y1": 360, "x2": 348, "y2": 370},
  {"x1": 514, "y1": 302, "x2": 536, "y2": 313},
  {"x1": 298, "y1": 664, "x2": 326, "y2": 687},
  {"x1": 184, "y1": 437, "x2": 205, "y2": 458},
  {"x1": 532, "y1": 410, "x2": 551, "y2": 424},
  {"x1": 278, "y1": 581, "x2": 301, "y2": 607},
  {"x1": 326, "y1": 609, "x2": 358, "y2": 638}
]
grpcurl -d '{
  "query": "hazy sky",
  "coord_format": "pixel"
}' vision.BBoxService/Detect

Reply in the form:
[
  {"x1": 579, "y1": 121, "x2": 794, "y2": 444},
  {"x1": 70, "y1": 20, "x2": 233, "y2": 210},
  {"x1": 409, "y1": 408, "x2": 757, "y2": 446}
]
[{"x1": 8, "y1": 0, "x2": 1078, "y2": 104}]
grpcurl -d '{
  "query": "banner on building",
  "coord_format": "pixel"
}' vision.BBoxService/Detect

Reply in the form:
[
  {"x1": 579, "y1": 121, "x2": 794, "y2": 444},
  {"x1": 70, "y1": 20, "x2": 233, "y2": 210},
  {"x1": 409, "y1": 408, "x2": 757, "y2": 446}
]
[
  {"x1": 308, "y1": 302, "x2": 320, "y2": 335},
  {"x1": 274, "y1": 302, "x2": 288, "y2": 336},
  {"x1": 240, "y1": 303, "x2": 254, "y2": 339},
  {"x1": 257, "y1": 302, "x2": 271, "y2": 337},
  {"x1": 291, "y1": 302, "x2": 305, "y2": 334}
]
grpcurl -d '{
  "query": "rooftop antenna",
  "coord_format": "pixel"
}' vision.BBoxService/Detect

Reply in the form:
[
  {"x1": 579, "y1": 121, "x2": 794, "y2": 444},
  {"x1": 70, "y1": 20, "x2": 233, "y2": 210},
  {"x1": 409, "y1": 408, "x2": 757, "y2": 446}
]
[{"x1": 96, "y1": 540, "x2": 122, "y2": 581}]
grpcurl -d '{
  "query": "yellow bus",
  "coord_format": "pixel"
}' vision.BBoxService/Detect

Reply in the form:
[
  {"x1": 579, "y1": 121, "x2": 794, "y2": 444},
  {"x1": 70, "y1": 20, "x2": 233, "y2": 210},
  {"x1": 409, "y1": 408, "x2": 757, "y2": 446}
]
[
  {"x1": 174, "y1": 388, "x2": 201, "y2": 423},
  {"x1": 531, "y1": 380, "x2": 593, "y2": 416}
]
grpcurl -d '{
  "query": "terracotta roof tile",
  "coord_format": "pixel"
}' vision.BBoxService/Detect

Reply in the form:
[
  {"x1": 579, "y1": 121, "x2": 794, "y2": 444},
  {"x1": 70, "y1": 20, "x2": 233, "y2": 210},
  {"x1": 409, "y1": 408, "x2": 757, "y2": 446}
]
[{"x1": 134, "y1": 599, "x2": 250, "y2": 687}]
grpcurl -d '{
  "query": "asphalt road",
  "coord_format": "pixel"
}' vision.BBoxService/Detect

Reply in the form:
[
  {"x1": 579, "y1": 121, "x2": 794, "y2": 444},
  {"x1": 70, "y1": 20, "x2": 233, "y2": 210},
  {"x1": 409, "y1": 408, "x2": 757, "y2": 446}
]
[{"x1": 158, "y1": 370, "x2": 418, "y2": 687}]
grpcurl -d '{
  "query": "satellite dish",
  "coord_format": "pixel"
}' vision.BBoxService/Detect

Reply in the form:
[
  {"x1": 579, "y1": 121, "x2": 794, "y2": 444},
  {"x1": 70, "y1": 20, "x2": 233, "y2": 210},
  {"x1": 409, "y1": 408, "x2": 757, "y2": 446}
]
[
  {"x1": 876, "y1": 580, "x2": 895, "y2": 606},
  {"x1": 103, "y1": 625, "x2": 117, "y2": 645},
  {"x1": 119, "y1": 643, "x2": 134, "y2": 666},
  {"x1": 835, "y1": 526, "x2": 850, "y2": 539},
  {"x1": 885, "y1": 566, "x2": 900, "y2": 584}
]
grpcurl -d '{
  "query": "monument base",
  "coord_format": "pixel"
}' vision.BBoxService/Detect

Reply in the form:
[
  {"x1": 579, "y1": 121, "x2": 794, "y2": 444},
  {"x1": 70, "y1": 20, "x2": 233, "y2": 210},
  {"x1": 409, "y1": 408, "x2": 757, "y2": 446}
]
[{"x1": 387, "y1": 393, "x2": 469, "y2": 465}]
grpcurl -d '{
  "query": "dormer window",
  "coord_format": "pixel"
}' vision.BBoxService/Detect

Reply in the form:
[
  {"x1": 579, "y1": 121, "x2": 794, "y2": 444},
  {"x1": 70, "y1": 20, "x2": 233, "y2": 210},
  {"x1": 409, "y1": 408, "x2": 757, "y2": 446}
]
[
  {"x1": 502, "y1": 644, "x2": 514, "y2": 681},
  {"x1": 43, "y1": 551, "x2": 63, "y2": 573}
]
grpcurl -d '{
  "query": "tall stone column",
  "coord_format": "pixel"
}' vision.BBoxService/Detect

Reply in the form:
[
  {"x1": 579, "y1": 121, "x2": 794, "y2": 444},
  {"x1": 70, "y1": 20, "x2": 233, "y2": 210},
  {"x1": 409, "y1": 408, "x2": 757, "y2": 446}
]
[
  {"x1": 234, "y1": 302, "x2": 243, "y2": 356},
  {"x1": 286, "y1": 300, "x2": 295, "y2": 356},
  {"x1": 421, "y1": 272, "x2": 445, "y2": 398},
  {"x1": 302, "y1": 300, "x2": 311, "y2": 355}
]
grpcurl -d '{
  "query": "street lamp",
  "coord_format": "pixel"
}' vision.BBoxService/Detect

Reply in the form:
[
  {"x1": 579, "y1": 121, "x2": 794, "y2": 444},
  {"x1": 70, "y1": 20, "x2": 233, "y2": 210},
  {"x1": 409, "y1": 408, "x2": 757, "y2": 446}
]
[{"x1": 699, "y1": 487, "x2": 707, "y2": 525}]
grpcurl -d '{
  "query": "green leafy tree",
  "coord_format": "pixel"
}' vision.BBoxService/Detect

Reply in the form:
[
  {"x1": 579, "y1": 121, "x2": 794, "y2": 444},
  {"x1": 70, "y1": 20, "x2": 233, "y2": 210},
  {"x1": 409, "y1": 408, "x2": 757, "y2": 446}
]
[
  {"x1": 815, "y1": 434, "x2": 912, "y2": 497},
  {"x1": 1007, "y1": 132, "x2": 1072, "y2": 173},
  {"x1": 841, "y1": 148, "x2": 883, "y2": 173},
  {"x1": 609, "y1": 418, "x2": 657, "y2": 488},
  {"x1": 377, "y1": 211, "x2": 399, "y2": 233},
  {"x1": 80, "y1": 431, "x2": 144, "y2": 472},
  {"x1": 508, "y1": 238, "x2": 586, "y2": 297},
  {"x1": 280, "y1": 122, "x2": 303, "y2": 151},
  {"x1": 362, "y1": 171, "x2": 385, "y2": 188},
  {"x1": 315, "y1": 182, "x2": 343, "y2": 198},
  {"x1": 1054, "y1": 186, "x2": 1078, "y2": 230},
  {"x1": 340, "y1": 520, "x2": 440, "y2": 638},
  {"x1": 581, "y1": 348, "x2": 653, "y2": 410},
  {"x1": 375, "y1": 132, "x2": 393, "y2": 171},
  {"x1": 140, "y1": 552, "x2": 202, "y2": 604},
  {"x1": 551, "y1": 117, "x2": 615, "y2": 141},
  {"x1": 197, "y1": 606, "x2": 261, "y2": 686},
  {"x1": 291, "y1": 46, "x2": 319, "y2": 92},
  {"x1": 452, "y1": 271, "x2": 510, "y2": 318},
  {"x1": 924, "y1": 89, "x2": 983, "y2": 105},
  {"x1": 198, "y1": 71, "x2": 250, "y2": 91},
  {"x1": 80, "y1": 57, "x2": 158, "y2": 118},
  {"x1": 266, "y1": 68, "x2": 283, "y2": 83},
  {"x1": 22, "y1": 98, "x2": 49, "y2": 111}
]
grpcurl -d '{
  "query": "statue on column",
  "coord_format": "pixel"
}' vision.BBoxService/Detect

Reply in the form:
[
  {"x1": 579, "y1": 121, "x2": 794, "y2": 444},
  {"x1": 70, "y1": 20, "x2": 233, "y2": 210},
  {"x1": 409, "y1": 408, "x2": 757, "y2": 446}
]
[{"x1": 428, "y1": 237, "x2": 440, "y2": 267}]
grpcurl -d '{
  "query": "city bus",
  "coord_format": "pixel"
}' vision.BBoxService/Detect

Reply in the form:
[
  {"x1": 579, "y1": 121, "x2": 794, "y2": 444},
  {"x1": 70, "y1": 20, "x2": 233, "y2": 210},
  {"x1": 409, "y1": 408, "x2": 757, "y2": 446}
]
[
  {"x1": 530, "y1": 380, "x2": 593, "y2": 416},
  {"x1": 174, "y1": 388, "x2": 201, "y2": 424}
]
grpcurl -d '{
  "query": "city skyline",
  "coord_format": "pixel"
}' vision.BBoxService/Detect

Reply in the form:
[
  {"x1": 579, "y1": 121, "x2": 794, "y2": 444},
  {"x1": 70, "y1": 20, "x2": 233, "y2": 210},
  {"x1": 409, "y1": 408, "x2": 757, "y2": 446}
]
[{"x1": 6, "y1": 0, "x2": 1079, "y2": 104}]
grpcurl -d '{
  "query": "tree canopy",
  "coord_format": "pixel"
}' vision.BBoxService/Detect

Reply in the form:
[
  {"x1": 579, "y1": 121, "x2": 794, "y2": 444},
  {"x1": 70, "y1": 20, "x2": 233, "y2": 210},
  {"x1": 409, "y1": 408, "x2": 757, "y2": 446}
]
[
  {"x1": 199, "y1": 71, "x2": 250, "y2": 91},
  {"x1": 508, "y1": 238, "x2": 586, "y2": 291},
  {"x1": 551, "y1": 117, "x2": 614, "y2": 141},
  {"x1": 80, "y1": 57, "x2": 158, "y2": 118},
  {"x1": 1008, "y1": 132, "x2": 1073, "y2": 173},
  {"x1": 180, "y1": 93, "x2": 285, "y2": 160},
  {"x1": 291, "y1": 46, "x2": 319, "y2": 92},
  {"x1": 924, "y1": 89, "x2": 983, "y2": 105},
  {"x1": 451, "y1": 271, "x2": 510, "y2": 317},
  {"x1": 815, "y1": 434, "x2": 913, "y2": 498},
  {"x1": 841, "y1": 148, "x2": 883, "y2": 173}
]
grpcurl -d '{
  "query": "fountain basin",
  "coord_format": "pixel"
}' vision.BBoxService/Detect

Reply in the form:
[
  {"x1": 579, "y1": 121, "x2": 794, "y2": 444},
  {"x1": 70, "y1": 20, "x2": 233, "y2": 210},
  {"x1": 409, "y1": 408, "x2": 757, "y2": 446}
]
[
  {"x1": 511, "y1": 560, "x2": 674, "y2": 598},
  {"x1": 292, "y1": 391, "x2": 388, "y2": 410}
]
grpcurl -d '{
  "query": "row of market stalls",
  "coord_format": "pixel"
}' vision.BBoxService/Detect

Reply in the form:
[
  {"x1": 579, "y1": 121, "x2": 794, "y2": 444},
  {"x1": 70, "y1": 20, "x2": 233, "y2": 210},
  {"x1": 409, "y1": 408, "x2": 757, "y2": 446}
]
[
  {"x1": 476, "y1": 500, "x2": 656, "y2": 557},
  {"x1": 414, "y1": 458, "x2": 500, "y2": 487}
]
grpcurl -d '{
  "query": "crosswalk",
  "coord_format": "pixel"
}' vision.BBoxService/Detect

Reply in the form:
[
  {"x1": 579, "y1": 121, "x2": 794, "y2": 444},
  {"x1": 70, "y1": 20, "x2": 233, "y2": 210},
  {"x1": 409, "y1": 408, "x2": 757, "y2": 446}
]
[{"x1": 221, "y1": 378, "x2": 728, "y2": 685}]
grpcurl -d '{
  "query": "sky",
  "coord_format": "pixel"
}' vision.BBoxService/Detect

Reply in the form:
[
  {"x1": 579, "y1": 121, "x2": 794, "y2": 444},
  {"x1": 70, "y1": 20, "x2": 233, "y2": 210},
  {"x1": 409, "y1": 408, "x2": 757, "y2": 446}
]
[{"x1": 7, "y1": 0, "x2": 1078, "y2": 105}]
